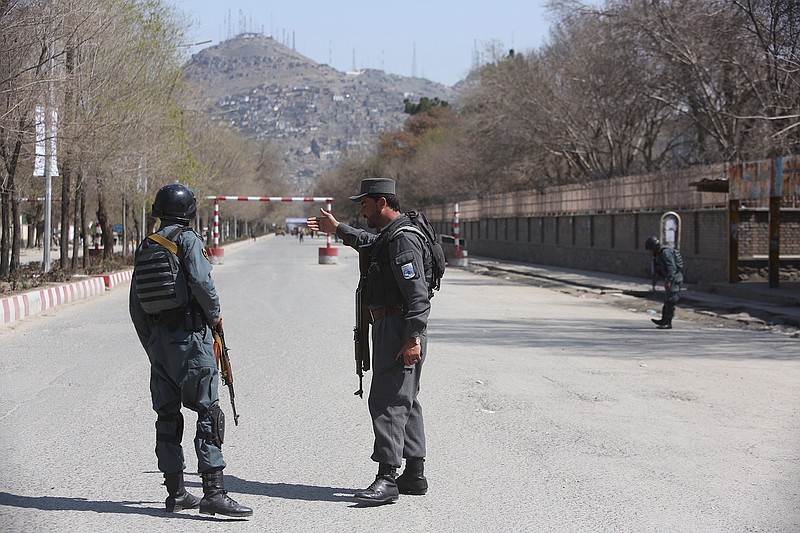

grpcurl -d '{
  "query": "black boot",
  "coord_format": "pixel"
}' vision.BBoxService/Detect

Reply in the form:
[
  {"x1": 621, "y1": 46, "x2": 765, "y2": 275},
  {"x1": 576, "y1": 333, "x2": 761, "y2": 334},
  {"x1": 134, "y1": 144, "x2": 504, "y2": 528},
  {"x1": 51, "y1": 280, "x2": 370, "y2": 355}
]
[
  {"x1": 164, "y1": 471, "x2": 201, "y2": 512},
  {"x1": 652, "y1": 304, "x2": 673, "y2": 329},
  {"x1": 354, "y1": 464, "x2": 399, "y2": 505},
  {"x1": 397, "y1": 457, "x2": 428, "y2": 495},
  {"x1": 199, "y1": 469, "x2": 253, "y2": 517}
]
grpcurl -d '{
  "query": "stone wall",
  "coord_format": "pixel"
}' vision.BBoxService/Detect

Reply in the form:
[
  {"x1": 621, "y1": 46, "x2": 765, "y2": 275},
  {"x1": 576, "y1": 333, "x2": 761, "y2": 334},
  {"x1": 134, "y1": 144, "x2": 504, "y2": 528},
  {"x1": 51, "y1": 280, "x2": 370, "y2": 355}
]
[{"x1": 426, "y1": 156, "x2": 800, "y2": 284}]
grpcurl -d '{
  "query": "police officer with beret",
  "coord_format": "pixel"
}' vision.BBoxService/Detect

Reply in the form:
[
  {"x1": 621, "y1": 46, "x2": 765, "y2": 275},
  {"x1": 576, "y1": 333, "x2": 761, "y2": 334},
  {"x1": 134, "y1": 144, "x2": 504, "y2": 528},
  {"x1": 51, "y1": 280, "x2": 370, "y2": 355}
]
[
  {"x1": 129, "y1": 183, "x2": 252, "y2": 517},
  {"x1": 308, "y1": 178, "x2": 431, "y2": 505}
]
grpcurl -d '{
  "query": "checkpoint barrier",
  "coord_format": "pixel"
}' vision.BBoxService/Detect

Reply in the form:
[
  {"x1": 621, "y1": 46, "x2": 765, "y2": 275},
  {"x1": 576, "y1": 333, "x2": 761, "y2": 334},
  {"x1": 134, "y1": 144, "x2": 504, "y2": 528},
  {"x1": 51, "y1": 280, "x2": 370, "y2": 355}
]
[
  {"x1": 207, "y1": 245, "x2": 225, "y2": 265},
  {"x1": 443, "y1": 235, "x2": 469, "y2": 267},
  {"x1": 205, "y1": 196, "x2": 337, "y2": 265},
  {"x1": 448, "y1": 202, "x2": 468, "y2": 267},
  {"x1": 318, "y1": 245, "x2": 339, "y2": 265}
]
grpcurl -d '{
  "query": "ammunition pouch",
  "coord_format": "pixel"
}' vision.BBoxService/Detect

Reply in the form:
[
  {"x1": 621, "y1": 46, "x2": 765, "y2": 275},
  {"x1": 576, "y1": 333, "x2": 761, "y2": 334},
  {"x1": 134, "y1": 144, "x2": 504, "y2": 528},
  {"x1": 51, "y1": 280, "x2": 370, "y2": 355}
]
[{"x1": 183, "y1": 303, "x2": 206, "y2": 332}]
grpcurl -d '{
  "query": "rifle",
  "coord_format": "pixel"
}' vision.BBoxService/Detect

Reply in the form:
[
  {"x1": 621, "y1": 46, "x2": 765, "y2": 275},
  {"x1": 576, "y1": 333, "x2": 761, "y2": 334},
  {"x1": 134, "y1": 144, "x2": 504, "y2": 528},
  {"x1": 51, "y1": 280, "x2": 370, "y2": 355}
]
[
  {"x1": 211, "y1": 324, "x2": 240, "y2": 425},
  {"x1": 353, "y1": 249, "x2": 371, "y2": 398}
]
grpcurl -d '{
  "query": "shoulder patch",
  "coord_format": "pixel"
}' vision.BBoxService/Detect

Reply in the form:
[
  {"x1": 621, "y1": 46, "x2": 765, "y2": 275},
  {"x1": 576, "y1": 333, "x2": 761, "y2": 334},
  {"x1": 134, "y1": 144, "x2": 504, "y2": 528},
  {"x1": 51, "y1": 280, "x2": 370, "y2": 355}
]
[
  {"x1": 202, "y1": 247, "x2": 210, "y2": 261},
  {"x1": 401, "y1": 262, "x2": 416, "y2": 280}
]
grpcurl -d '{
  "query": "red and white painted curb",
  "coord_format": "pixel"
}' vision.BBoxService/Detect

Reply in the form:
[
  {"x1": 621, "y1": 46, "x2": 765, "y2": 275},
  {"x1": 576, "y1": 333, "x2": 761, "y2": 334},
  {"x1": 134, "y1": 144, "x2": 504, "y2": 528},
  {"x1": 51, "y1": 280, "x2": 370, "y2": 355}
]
[
  {"x1": 95, "y1": 269, "x2": 133, "y2": 290},
  {"x1": 0, "y1": 269, "x2": 135, "y2": 326},
  {"x1": 1, "y1": 277, "x2": 107, "y2": 325}
]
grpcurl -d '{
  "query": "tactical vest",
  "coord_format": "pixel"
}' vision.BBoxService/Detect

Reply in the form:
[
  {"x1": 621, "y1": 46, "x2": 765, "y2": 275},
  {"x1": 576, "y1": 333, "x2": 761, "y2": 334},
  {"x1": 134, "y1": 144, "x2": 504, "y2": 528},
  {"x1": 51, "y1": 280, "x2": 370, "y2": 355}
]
[
  {"x1": 133, "y1": 226, "x2": 190, "y2": 314},
  {"x1": 365, "y1": 219, "x2": 432, "y2": 306}
]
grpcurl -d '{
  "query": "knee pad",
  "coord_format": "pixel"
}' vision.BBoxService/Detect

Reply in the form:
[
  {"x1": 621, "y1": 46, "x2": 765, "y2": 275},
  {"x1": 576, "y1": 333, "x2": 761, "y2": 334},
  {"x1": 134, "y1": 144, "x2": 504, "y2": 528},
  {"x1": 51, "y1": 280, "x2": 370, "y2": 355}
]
[
  {"x1": 197, "y1": 404, "x2": 225, "y2": 448},
  {"x1": 156, "y1": 412, "x2": 184, "y2": 445}
]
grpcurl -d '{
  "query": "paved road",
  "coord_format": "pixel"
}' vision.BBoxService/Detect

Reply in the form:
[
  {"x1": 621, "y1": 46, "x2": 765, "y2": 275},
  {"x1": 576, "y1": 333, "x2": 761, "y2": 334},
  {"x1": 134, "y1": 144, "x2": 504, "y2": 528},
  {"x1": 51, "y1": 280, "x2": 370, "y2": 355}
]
[{"x1": 1, "y1": 235, "x2": 798, "y2": 532}]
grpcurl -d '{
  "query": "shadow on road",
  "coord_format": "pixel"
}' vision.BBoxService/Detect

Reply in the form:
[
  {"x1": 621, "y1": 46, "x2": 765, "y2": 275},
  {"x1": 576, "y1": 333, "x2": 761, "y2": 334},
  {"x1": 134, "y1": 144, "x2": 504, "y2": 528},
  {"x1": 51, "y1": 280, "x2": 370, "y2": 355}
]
[
  {"x1": 0, "y1": 492, "x2": 214, "y2": 521},
  {"x1": 213, "y1": 476, "x2": 354, "y2": 503},
  {"x1": 430, "y1": 317, "x2": 800, "y2": 360}
]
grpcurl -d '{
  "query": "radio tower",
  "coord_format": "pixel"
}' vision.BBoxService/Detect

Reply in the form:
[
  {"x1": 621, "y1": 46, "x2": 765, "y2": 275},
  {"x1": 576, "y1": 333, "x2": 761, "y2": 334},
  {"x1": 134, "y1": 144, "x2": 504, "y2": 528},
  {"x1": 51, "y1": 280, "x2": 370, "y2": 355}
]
[{"x1": 411, "y1": 42, "x2": 417, "y2": 78}]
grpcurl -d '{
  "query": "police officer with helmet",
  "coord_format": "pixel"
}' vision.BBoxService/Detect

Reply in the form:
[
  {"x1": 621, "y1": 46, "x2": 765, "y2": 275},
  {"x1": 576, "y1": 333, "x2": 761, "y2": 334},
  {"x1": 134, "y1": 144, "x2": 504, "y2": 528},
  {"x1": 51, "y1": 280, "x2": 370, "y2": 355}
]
[
  {"x1": 645, "y1": 235, "x2": 683, "y2": 329},
  {"x1": 129, "y1": 183, "x2": 252, "y2": 517},
  {"x1": 308, "y1": 177, "x2": 432, "y2": 505}
]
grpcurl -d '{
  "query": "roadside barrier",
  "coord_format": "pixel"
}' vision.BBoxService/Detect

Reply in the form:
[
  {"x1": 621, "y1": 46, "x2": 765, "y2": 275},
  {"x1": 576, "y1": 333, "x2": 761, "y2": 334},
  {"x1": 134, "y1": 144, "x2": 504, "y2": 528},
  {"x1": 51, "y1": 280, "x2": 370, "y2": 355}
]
[{"x1": 1, "y1": 276, "x2": 106, "y2": 325}]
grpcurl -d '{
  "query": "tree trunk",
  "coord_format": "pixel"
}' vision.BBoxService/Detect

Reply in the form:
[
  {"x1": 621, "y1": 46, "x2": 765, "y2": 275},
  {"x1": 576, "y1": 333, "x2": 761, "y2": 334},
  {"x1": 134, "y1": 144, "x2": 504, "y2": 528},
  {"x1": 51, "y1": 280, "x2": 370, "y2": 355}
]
[
  {"x1": 2, "y1": 122, "x2": 24, "y2": 276},
  {"x1": 59, "y1": 41, "x2": 75, "y2": 270},
  {"x1": 10, "y1": 194, "x2": 20, "y2": 273},
  {"x1": 96, "y1": 174, "x2": 114, "y2": 260},
  {"x1": 80, "y1": 180, "x2": 87, "y2": 269},
  {"x1": 0, "y1": 188, "x2": 8, "y2": 278},
  {"x1": 72, "y1": 174, "x2": 81, "y2": 270}
]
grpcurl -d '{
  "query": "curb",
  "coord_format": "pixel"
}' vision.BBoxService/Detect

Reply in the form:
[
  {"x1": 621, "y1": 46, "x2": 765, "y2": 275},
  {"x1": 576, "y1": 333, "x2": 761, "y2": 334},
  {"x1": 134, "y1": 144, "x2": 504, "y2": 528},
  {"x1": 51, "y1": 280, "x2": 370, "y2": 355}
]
[
  {"x1": 0, "y1": 236, "x2": 263, "y2": 327},
  {"x1": 1, "y1": 276, "x2": 107, "y2": 325},
  {"x1": 93, "y1": 269, "x2": 133, "y2": 290}
]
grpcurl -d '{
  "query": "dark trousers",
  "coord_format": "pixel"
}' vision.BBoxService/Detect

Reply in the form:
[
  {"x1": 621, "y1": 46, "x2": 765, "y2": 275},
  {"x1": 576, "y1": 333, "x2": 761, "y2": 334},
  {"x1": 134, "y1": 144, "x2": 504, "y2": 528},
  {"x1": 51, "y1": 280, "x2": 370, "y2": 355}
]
[
  {"x1": 368, "y1": 315, "x2": 426, "y2": 467},
  {"x1": 662, "y1": 280, "x2": 682, "y2": 323},
  {"x1": 147, "y1": 324, "x2": 226, "y2": 474}
]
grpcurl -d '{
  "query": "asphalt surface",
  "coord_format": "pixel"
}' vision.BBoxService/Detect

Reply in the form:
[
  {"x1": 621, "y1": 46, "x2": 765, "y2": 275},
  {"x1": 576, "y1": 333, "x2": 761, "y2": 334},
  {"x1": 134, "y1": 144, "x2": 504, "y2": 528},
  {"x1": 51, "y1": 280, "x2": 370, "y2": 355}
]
[
  {"x1": 1, "y1": 237, "x2": 798, "y2": 532},
  {"x1": 466, "y1": 257, "x2": 800, "y2": 335}
]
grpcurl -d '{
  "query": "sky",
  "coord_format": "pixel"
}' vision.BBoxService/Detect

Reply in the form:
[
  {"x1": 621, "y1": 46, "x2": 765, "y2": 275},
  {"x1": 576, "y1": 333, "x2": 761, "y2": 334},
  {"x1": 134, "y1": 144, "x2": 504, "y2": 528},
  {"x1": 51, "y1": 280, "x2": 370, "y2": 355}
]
[{"x1": 164, "y1": 0, "x2": 555, "y2": 87}]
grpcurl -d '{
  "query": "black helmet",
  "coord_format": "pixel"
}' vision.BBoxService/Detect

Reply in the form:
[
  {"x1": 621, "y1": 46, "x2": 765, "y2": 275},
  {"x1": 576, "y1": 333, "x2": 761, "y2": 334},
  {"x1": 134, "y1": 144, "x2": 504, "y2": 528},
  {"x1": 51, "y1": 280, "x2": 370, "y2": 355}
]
[
  {"x1": 644, "y1": 235, "x2": 660, "y2": 250},
  {"x1": 152, "y1": 183, "x2": 197, "y2": 223}
]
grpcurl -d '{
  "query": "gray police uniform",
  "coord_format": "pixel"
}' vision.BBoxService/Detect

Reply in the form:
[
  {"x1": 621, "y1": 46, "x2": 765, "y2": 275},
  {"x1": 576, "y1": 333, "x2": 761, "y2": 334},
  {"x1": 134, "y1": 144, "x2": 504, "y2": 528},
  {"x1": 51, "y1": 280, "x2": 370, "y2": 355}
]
[
  {"x1": 653, "y1": 245, "x2": 684, "y2": 323},
  {"x1": 129, "y1": 223, "x2": 226, "y2": 475},
  {"x1": 337, "y1": 215, "x2": 431, "y2": 467}
]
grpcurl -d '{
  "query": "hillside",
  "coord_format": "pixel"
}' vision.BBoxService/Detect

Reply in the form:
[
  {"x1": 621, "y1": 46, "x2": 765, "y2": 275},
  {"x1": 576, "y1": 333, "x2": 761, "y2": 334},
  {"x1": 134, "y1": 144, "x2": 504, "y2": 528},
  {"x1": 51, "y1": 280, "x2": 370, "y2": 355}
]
[{"x1": 183, "y1": 34, "x2": 458, "y2": 192}]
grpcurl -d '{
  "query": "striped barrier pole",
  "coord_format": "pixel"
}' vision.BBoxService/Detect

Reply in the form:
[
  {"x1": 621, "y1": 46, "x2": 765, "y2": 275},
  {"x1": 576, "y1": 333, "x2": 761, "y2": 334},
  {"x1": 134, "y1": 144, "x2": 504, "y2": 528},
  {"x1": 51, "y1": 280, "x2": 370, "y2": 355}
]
[
  {"x1": 204, "y1": 196, "x2": 337, "y2": 265},
  {"x1": 318, "y1": 198, "x2": 339, "y2": 265},
  {"x1": 94, "y1": 221, "x2": 102, "y2": 250},
  {"x1": 450, "y1": 202, "x2": 468, "y2": 267}
]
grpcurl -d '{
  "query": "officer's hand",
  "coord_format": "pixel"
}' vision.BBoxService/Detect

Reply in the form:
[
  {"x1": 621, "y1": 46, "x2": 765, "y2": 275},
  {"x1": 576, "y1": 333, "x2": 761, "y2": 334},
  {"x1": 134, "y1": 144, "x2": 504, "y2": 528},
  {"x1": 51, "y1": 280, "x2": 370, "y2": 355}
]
[
  {"x1": 665, "y1": 283, "x2": 672, "y2": 292},
  {"x1": 307, "y1": 208, "x2": 339, "y2": 234},
  {"x1": 397, "y1": 339, "x2": 422, "y2": 366},
  {"x1": 213, "y1": 315, "x2": 223, "y2": 328}
]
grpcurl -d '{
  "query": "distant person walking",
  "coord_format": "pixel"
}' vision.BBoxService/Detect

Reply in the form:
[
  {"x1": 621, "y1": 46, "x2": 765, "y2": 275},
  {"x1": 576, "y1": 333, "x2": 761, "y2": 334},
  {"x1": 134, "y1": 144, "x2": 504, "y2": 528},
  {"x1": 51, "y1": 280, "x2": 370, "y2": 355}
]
[{"x1": 645, "y1": 235, "x2": 683, "y2": 329}]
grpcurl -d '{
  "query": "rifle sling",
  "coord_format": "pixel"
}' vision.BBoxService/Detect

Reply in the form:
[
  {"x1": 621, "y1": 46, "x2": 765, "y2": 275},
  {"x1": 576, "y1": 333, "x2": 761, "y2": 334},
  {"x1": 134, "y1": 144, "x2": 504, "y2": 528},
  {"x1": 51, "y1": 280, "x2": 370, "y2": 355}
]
[{"x1": 147, "y1": 232, "x2": 184, "y2": 260}]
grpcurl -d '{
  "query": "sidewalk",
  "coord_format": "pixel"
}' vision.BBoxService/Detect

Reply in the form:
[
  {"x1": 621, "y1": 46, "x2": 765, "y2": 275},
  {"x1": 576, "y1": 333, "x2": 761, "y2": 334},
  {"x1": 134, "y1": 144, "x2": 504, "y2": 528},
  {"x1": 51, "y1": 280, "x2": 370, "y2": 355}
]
[{"x1": 467, "y1": 256, "x2": 800, "y2": 330}]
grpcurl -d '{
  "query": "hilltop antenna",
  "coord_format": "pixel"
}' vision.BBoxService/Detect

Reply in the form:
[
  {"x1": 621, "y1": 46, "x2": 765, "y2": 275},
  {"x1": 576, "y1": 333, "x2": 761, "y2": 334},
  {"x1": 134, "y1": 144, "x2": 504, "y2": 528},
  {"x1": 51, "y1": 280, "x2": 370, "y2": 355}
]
[
  {"x1": 411, "y1": 42, "x2": 417, "y2": 78},
  {"x1": 292, "y1": 30, "x2": 295, "y2": 51},
  {"x1": 352, "y1": 48, "x2": 356, "y2": 71}
]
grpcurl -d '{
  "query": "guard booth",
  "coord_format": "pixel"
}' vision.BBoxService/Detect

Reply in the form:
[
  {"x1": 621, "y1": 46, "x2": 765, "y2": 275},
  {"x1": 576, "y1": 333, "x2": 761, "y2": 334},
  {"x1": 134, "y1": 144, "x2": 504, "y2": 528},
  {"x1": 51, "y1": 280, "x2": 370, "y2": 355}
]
[{"x1": 660, "y1": 211, "x2": 681, "y2": 250}]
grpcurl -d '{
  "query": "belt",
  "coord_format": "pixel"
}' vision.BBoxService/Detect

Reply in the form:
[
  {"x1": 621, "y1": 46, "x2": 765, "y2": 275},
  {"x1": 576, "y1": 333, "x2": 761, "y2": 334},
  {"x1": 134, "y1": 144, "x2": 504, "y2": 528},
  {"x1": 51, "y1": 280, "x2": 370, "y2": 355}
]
[{"x1": 369, "y1": 304, "x2": 405, "y2": 322}]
